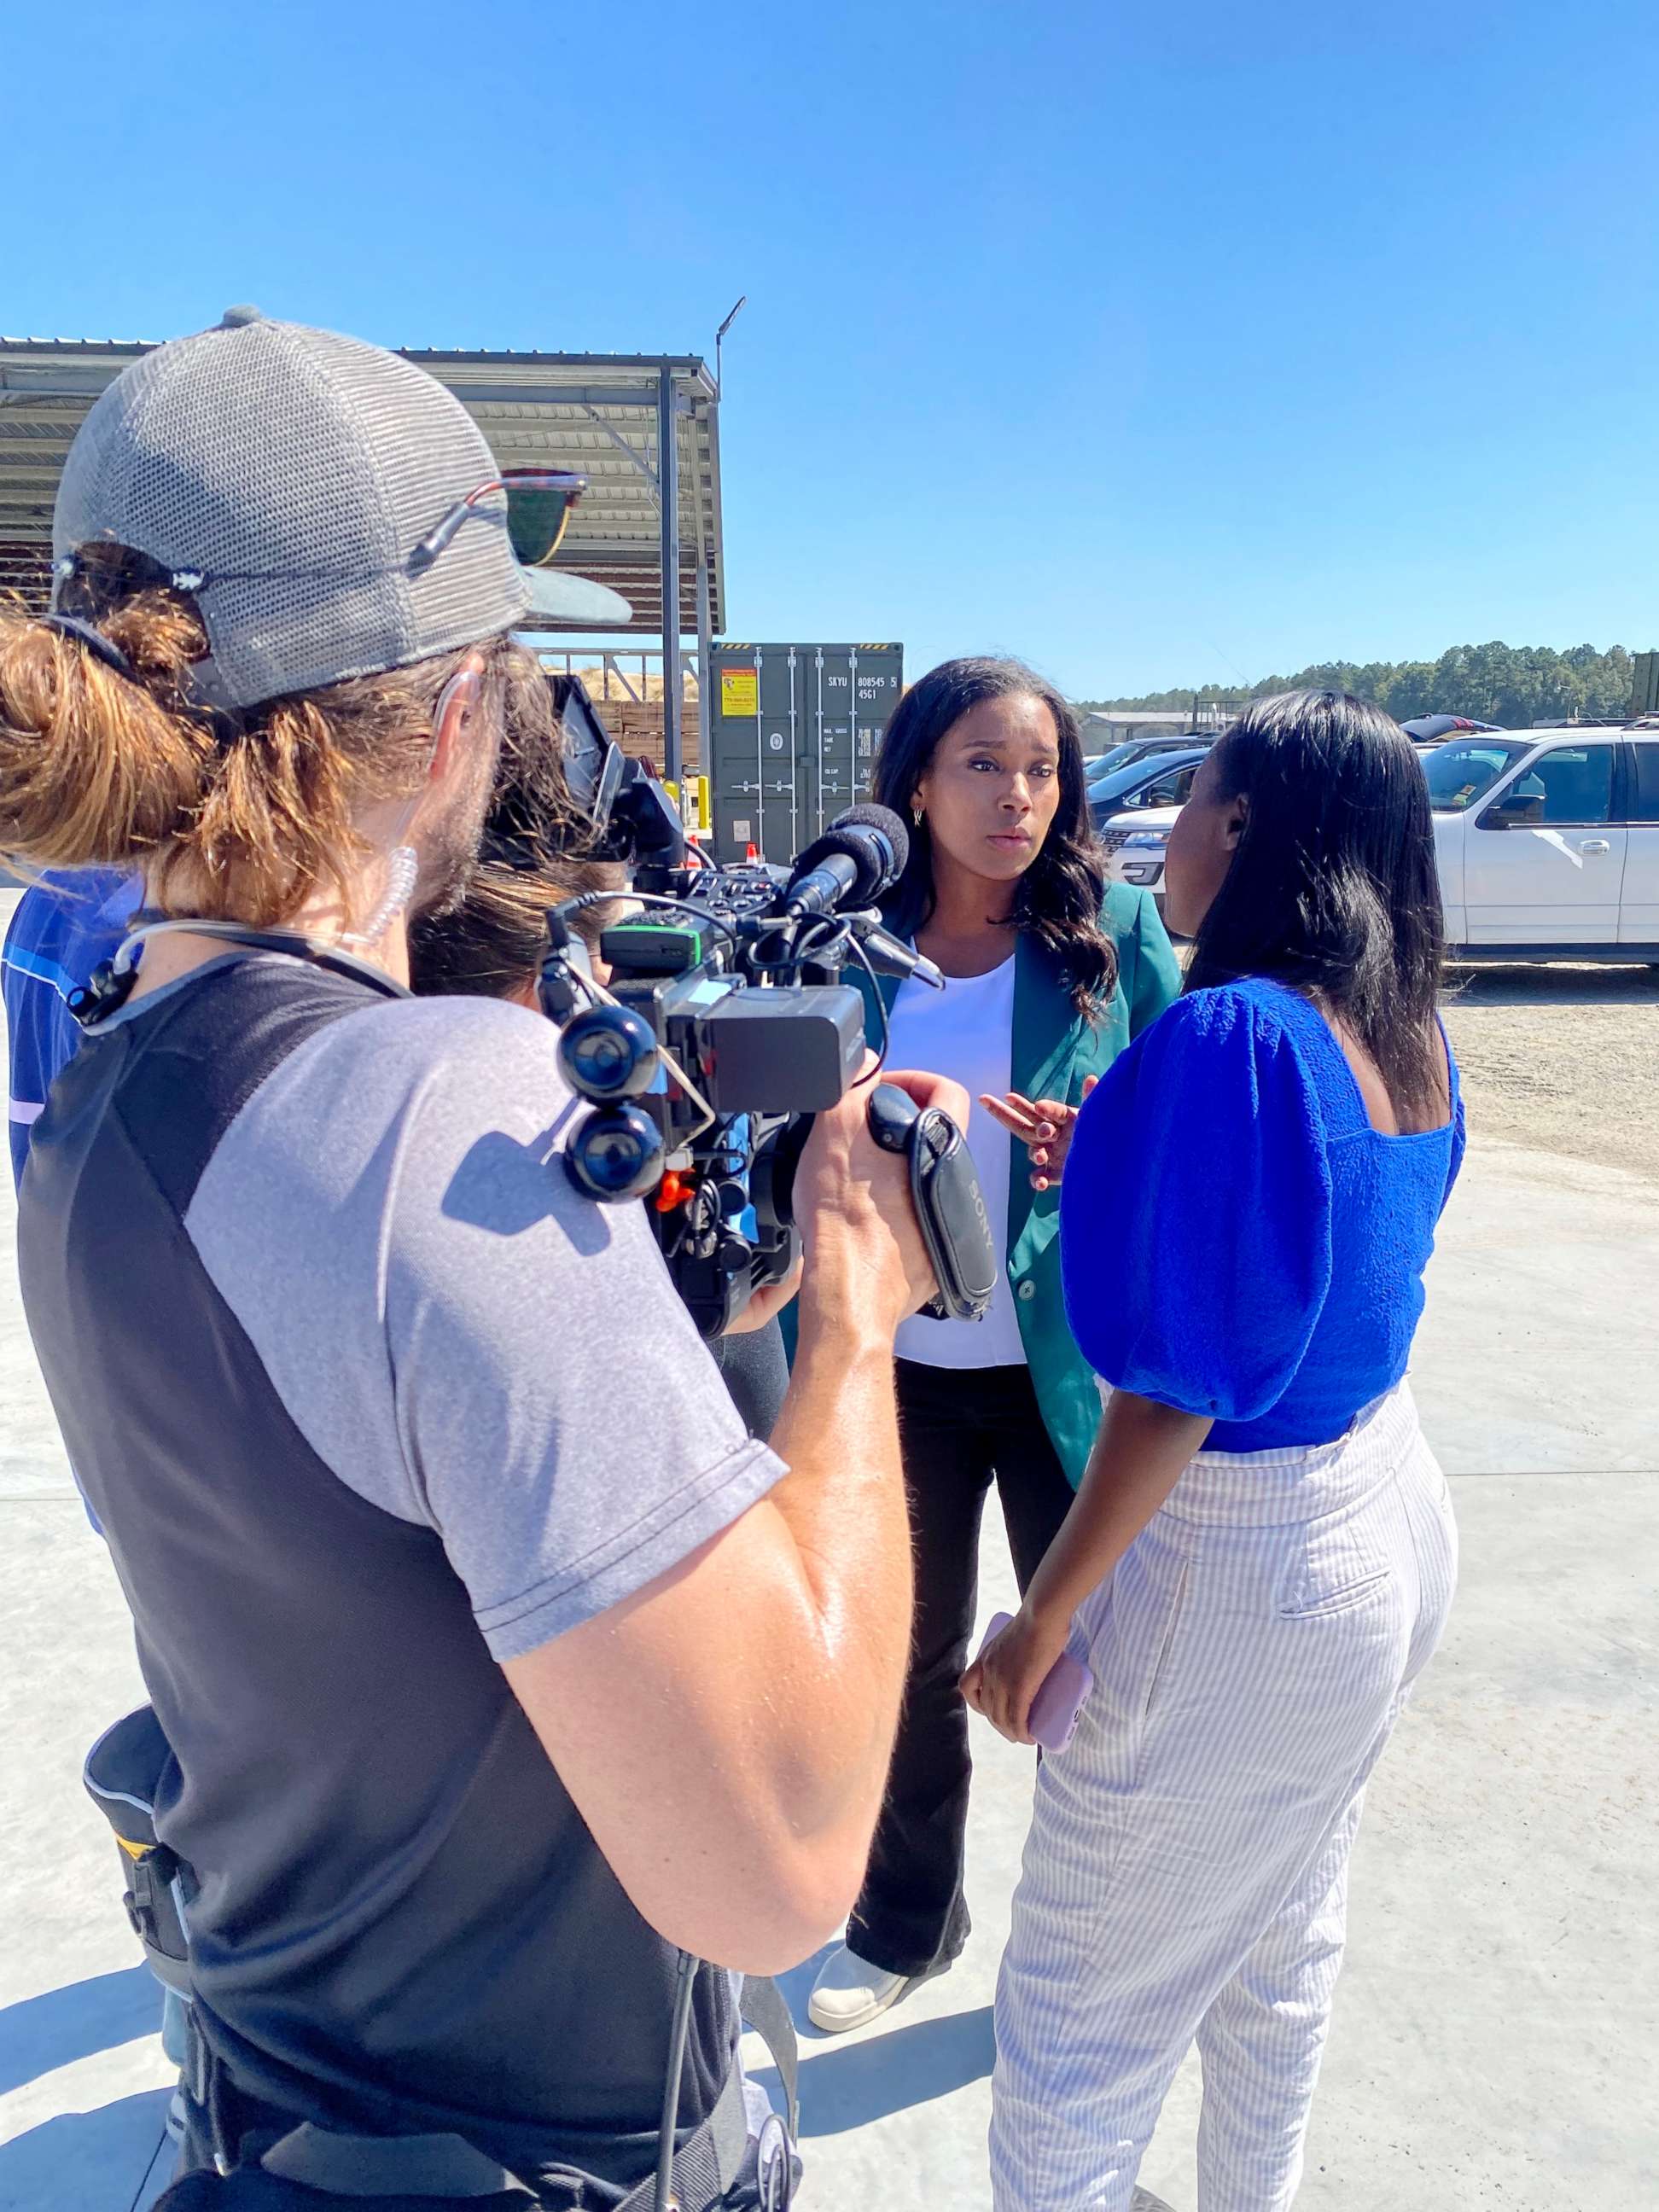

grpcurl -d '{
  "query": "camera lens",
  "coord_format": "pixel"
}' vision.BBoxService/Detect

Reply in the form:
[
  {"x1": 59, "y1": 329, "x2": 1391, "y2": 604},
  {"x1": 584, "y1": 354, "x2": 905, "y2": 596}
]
[
  {"x1": 565, "y1": 1105, "x2": 666, "y2": 1201},
  {"x1": 557, "y1": 1005, "x2": 659, "y2": 1101}
]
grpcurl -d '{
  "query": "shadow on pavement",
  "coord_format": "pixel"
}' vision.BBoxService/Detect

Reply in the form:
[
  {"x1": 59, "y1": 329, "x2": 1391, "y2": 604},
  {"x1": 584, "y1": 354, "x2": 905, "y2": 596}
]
[
  {"x1": 0, "y1": 1965, "x2": 159, "y2": 2098},
  {"x1": 752, "y1": 2005, "x2": 996, "y2": 2136},
  {"x1": 0, "y1": 2087, "x2": 171, "y2": 2212}
]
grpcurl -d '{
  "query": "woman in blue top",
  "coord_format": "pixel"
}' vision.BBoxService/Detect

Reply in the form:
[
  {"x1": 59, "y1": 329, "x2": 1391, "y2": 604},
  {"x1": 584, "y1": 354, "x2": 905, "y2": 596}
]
[{"x1": 965, "y1": 691, "x2": 1463, "y2": 2212}]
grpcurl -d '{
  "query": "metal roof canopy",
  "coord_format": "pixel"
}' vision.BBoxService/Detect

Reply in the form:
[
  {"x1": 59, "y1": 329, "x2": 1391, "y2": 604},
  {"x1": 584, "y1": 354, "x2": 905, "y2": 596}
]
[{"x1": 0, "y1": 339, "x2": 724, "y2": 780}]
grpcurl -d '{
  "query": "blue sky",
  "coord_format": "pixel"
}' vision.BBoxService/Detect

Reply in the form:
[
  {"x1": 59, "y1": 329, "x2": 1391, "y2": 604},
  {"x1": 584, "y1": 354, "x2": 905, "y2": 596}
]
[{"x1": 5, "y1": 0, "x2": 1656, "y2": 696}]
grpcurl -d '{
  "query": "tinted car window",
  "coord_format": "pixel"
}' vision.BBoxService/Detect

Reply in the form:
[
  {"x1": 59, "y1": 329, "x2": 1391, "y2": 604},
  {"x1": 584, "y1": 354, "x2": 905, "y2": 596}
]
[
  {"x1": 1088, "y1": 750, "x2": 1207, "y2": 809},
  {"x1": 1086, "y1": 742, "x2": 1137, "y2": 780},
  {"x1": 1088, "y1": 736, "x2": 1202, "y2": 783},
  {"x1": 1092, "y1": 742, "x2": 1159, "y2": 778},
  {"x1": 1628, "y1": 742, "x2": 1659, "y2": 824},
  {"x1": 1487, "y1": 746, "x2": 1614, "y2": 826},
  {"x1": 1425, "y1": 739, "x2": 1532, "y2": 812},
  {"x1": 1139, "y1": 765, "x2": 1197, "y2": 808}
]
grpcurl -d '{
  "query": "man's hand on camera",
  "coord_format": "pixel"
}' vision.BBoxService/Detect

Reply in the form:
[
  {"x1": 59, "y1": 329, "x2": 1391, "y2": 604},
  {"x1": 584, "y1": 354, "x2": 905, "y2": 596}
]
[
  {"x1": 795, "y1": 1060, "x2": 969, "y2": 1332},
  {"x1": 721, "y1": 1258, "x2": 804, "y2": 1334}
]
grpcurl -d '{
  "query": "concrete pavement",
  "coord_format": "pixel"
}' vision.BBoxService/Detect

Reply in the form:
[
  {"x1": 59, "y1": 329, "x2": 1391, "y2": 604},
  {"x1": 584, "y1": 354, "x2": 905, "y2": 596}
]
[
  {"x1": 1, "y1": 951, "x2": 1654, "y2": 2209},
  {"x1": 754, "y1": 1133, "x2": 1659, "y2": 2212}
]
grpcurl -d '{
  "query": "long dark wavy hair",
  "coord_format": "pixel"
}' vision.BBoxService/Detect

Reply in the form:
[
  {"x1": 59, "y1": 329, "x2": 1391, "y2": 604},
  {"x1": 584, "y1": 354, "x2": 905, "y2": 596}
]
[
  {"x1": 872, "y1": 657, "x2": 1114, "y2": 1017},
  {"x1": 1185, "y1": 690, "x2": 1447, "y2": 1121}
]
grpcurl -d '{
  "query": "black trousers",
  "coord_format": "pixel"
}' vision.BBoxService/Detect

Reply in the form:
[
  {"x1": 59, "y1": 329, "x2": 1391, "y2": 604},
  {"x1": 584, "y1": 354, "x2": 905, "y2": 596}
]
[
  {"x1": 709, "y1": 1317, "x2": 789, "y2": 1441},
  {"x1": 847, "y1": 1358, "x2": 1075, "y2": 1981}
]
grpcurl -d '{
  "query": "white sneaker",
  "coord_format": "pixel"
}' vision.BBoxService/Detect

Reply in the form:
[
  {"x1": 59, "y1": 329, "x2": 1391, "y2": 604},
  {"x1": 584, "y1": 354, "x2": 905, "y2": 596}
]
[{"x1": 806, "y1": 1944, "x2": 914, "y2": 2034}]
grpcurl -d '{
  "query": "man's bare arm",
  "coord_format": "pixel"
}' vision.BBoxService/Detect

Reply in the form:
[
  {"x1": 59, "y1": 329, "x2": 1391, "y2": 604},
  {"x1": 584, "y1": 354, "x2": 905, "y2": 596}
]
[{"x1": 504, "y1": 1069, "x2": 960, "y2": 1972}]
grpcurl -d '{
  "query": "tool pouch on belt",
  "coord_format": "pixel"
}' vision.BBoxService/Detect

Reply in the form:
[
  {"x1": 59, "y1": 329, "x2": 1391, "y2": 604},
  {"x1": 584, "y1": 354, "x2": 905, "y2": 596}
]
[{"x1": 84, "y1": 1703, "x2": 194, "y2": 1996}]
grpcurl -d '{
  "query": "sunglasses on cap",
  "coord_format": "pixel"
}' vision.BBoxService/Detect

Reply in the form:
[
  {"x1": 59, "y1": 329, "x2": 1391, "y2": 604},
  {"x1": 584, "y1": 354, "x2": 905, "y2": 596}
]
[{"x1": 411, "y1": 469, "x2": 589, "y2": 574}]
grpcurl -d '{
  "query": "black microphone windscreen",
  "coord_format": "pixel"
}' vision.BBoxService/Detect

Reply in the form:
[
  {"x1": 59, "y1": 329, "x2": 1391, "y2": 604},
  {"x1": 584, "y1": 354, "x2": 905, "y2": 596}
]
[
  {"x1": 824, "y1": 802, "x2": 910, "y2": 879},
  {"x1": 785, "y1": 803, "x2": 911, "y2": 913}
]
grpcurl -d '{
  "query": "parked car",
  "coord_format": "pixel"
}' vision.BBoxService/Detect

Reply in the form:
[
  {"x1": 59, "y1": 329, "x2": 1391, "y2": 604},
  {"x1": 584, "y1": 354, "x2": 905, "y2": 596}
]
[
  {"x1": 1108, "y1": 818, "x2": 1181, "y2": 904},
  {"x1": 1085, "y1": 732, "x2": 1215, "y2": 787},
  {"x1": 1088, "y1": 749, "x2": 1208, "y2": 902},
  {"x1": 1400, "y1": 713, "x2": 1505, "y2": 751},
  {"x1": 1428, "y1": 726, "x2": 1659, "y2": 958},
  {"x1": 1088, "y1": 724, "x2": 1659, "y2": 955}
]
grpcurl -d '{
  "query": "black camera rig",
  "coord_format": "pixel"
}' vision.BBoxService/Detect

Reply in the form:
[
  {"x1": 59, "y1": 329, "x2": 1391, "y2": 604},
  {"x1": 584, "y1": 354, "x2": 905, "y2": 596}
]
[{"x1": 535, "y1": 680, "x2": 997, "y2": 1338}]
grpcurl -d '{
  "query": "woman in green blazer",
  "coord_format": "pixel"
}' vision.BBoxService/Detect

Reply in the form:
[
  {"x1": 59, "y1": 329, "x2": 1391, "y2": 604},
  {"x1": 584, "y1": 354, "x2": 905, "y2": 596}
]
[{"x1": 807, "y1": 657, "x2": 1180, "y2": 2035}]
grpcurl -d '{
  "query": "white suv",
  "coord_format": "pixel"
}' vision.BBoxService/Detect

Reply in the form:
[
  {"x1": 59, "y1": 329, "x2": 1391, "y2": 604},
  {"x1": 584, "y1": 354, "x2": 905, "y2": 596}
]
[
  {"x1": 1108, "y1": 812, "x2": 1182, "y2": 905},
  {"x1": 1089, "y1": 750, "x2": 1207, "y2": 908},
  {"x1": 1427, "y1": 727, "x2": 1659, "y2": 958}
]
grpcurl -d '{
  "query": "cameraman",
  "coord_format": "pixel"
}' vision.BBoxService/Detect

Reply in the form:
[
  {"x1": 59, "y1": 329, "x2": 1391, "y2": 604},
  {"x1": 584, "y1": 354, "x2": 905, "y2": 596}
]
[
  {"x1": 405, "y1": 696, "x2": 791, "y2": 1437},
  {"x1": 0, "y1": 312, "x2": 958, "y2": 2207}
]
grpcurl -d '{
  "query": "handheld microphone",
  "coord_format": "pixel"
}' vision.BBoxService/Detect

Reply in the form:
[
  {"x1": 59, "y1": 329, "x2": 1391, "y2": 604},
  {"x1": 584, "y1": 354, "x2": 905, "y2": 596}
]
[{"x1": 783, "y1": 805, "x2": 910, "y2": 919}]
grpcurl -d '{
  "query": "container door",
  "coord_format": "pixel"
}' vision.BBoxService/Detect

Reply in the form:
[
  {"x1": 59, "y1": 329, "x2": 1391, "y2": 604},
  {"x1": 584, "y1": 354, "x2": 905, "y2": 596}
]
[
  {"x1": 713, "y1": 644, "x2": 902, "y2": 862},
  {"x1": 710, "y1": 648, "x2": 800, "y2": 863},
  {"x1": 805, "y1": 648, "x2": 855, "y2": 850},
  {"x1": 853, "y1": 647, "x2": 903, "y2": 806}
]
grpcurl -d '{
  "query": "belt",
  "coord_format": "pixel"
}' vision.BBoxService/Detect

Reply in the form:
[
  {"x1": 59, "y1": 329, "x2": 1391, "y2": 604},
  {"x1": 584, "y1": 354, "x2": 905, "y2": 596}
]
[
  {"x1": 187, "y1": 1971, "x2": 800, "y2": 2211},
  {"x1": 257, "y1": 2069, "x2": 751, "y2": 2210}
]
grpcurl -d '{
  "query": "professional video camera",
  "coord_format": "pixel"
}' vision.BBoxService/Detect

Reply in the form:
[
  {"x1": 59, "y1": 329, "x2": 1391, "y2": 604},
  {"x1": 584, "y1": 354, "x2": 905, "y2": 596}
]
[{"x1": 533, "y1": 677, "x2": 998, "y2": 1337}]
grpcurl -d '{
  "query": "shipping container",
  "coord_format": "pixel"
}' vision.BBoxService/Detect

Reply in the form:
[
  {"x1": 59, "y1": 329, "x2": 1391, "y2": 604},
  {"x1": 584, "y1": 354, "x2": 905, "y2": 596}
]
[{"x1": 707, "y1": 643, "x2": 904, "y2": 863}]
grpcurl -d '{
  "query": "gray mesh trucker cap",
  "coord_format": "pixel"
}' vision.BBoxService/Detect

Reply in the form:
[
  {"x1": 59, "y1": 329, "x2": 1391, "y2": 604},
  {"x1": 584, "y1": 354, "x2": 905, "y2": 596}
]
[{"x1": 53, "y1": 306, "x2": 531, "y2": 709}]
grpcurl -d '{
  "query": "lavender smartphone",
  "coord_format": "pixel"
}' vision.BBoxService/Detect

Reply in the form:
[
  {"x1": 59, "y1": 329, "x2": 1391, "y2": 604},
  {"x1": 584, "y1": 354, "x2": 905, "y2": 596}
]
[{"x1": 976, "y1": 1611, "x2": 1093, "y2": 1753}]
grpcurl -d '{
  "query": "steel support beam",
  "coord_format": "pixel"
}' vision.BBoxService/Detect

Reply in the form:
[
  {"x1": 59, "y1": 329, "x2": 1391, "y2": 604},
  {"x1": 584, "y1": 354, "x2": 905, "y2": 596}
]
[
  {"x1": 695, "y1": 551, "x2": 713, "y2": 785},
  {"x1": 445, "y1": 383, "x2": 674, "y2": 410},
  {"x1": 578, "y1": 405, "x2": 660, "y2": 498},
  {"x1": 658, "y1": 368, "x2": 682, "y2": 786},
  {"x1": 0, "y1": 370, "x2": 690, "y2": 411}
]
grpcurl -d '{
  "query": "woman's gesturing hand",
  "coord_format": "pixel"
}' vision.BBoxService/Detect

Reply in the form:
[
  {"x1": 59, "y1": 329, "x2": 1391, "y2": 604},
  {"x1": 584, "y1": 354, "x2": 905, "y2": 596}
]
[
  {"x1": 962, "y1": 1603, "x2": 1072, "y2": 1747},
  {"x1": 980, "y1": 1076, "x2": 1098, "y2": 1191}
]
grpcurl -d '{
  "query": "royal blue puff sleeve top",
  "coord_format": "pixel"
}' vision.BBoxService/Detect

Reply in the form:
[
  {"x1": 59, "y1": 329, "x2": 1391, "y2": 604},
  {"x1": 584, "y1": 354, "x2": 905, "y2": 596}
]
[{"x1": 1061, "y1": 977, "x2": 1464, "y2": 1452}]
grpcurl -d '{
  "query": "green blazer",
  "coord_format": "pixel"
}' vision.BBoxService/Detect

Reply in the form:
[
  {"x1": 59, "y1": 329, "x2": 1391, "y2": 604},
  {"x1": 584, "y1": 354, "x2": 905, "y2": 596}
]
[{"x1": 852, "y1": 884, "x2": 1181, "y2": 1487}]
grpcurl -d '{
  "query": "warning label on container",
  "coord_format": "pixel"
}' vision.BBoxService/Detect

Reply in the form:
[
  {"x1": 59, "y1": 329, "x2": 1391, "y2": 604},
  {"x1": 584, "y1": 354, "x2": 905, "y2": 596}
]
[{"x1": 720, "y1": 668, "x2": 759, "y2": 717}]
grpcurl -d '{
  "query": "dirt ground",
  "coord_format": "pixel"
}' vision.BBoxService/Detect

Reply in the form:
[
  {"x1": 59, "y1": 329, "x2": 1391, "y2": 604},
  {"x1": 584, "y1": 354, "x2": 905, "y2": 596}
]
[{"x1": 1440, "y1": 962, "x2": 1658, "y2": 1183}]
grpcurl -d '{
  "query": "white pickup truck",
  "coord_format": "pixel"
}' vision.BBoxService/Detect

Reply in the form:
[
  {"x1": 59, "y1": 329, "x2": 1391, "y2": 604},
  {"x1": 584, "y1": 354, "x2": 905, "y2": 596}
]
[
  {"x1": 1425, "y1": 726, "x2": 1659, "y2": 958},
  {"x1": 1100, "y1": 724, "x2": 1659, "y2": 959}
]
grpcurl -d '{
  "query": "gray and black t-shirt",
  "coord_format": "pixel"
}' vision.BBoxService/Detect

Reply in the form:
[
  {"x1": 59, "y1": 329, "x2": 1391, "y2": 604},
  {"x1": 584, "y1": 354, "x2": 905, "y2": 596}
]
[
  {"x1": 183, "y1": 969, "x2": 781, "y2": 1656},
  {"x1": 17, "y1": 952, "x2": 783, "y2": 2194}
]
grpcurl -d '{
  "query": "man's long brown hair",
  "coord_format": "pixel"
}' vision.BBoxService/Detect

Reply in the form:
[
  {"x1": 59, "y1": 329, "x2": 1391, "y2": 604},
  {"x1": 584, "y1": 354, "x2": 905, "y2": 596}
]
[{"x1": 0, "y1": 543, "x2": 537, "y2": 928}]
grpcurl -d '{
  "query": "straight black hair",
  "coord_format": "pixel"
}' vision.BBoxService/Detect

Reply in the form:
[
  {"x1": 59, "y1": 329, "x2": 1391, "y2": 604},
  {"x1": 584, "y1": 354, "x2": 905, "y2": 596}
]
[
  {"x1": 1185, "y1": 690, "x2": 1447, "y2": 1121},
  {"x1": 872, "y1": 656, "x2": 1114, "y2": 1017}
]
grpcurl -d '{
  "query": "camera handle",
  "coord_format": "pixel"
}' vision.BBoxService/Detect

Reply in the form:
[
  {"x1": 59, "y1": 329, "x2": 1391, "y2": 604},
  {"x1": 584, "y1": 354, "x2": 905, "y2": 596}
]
[{"x1": 768, "y1": 1084, "x2": 998, "y2": 1324}]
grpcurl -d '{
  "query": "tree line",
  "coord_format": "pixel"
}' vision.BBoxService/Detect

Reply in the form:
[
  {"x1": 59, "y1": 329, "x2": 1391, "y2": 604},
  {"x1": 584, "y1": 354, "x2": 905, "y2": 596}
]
[{"x1": 1078, "y1": 642, "x2": 1637, "y2": 729}]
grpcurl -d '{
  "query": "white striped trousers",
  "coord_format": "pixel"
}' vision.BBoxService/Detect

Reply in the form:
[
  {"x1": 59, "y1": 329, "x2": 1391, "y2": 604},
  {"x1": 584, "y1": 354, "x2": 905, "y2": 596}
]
[{"x1": 990, "y1": 1384, "x2": 1458, "y2": 2211}]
